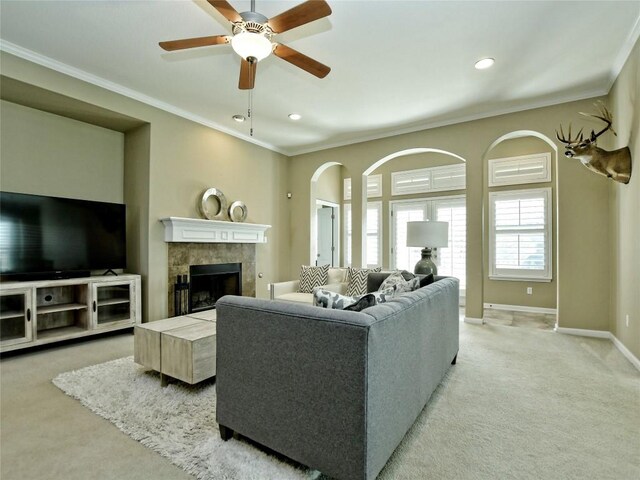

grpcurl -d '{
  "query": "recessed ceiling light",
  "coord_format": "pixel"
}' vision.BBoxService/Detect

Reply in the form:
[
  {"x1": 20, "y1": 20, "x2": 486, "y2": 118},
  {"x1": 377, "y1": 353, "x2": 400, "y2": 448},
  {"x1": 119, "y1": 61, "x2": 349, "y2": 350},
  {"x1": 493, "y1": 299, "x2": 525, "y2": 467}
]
[
  {"x1": 475, "y1": 58, "x2": 495, "y2": 70},
  {"x1": 232, "y1": 114, "x2": 246, "y2": 122},
  {"x1": 288, "y1": 113, "x2": 302, "y2": 121}
]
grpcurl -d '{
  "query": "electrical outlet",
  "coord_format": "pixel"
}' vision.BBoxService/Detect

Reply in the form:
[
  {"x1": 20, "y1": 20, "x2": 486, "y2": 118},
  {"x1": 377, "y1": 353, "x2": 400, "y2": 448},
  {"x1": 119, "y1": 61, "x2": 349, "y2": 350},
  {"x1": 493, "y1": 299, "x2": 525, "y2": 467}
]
[
  {"x1": 626, "y1": 314, "x2": 630, "y2": 327},
  {"x1": 267, "y1": 283, "x2": 271, "y2": 292},
  {"x1": 526, "y1": 287, "x2": 533, "y2": 295}
]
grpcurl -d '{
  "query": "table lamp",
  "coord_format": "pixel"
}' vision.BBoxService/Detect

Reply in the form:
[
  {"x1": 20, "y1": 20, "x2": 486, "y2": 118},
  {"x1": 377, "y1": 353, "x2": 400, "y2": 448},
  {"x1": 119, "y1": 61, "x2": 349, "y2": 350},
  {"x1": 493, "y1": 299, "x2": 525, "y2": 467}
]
[{"x1": 406, "y1": 221, "x2": 449, "y2": 275}]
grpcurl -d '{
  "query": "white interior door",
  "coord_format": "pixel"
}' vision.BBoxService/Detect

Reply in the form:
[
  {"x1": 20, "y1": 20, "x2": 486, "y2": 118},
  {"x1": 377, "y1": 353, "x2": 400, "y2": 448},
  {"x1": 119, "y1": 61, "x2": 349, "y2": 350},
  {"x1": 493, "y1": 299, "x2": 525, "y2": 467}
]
[{"x1": 317, "y1": 206, "x2": 334, "y2": 266}]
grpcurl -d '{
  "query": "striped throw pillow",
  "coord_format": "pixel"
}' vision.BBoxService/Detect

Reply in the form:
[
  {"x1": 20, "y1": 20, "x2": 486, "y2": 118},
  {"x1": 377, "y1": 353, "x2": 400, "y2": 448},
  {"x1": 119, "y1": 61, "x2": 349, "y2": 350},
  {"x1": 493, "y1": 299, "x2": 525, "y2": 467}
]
[
  {"x1": 345, "y1": 266, "x2": 382, "y2": 297},
  {"x1": 298, "y1": 264, "x2": 330, "y2": 293}
]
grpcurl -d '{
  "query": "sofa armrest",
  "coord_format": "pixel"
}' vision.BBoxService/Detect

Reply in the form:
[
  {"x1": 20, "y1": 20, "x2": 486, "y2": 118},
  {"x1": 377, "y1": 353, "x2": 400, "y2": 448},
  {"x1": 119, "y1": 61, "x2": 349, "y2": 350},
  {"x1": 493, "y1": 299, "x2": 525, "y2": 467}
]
[
  {"x1": 270, "y1": 279, "x2": 299, "y2": 300},
  {"x1": 215, "y1": 296, "x2": 370, "y2": 479}
]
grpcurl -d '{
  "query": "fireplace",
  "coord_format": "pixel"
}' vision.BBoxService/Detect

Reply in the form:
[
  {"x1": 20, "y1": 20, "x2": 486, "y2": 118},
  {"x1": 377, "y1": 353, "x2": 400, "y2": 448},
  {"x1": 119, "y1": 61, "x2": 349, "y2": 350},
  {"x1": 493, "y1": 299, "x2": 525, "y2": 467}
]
[
  {"x1": 167, "y1": 242, "x2": 256, "y2": 317},
  {"x1": 188, "y1": 263, "x2": 242, "y2": 313}
]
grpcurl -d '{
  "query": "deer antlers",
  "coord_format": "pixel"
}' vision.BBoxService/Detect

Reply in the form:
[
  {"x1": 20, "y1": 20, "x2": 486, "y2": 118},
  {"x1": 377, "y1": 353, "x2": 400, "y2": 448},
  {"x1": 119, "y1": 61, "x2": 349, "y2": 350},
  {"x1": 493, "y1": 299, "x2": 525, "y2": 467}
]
[{"x1": 557, "y1": 102, "x2": 616, "y2": 147}]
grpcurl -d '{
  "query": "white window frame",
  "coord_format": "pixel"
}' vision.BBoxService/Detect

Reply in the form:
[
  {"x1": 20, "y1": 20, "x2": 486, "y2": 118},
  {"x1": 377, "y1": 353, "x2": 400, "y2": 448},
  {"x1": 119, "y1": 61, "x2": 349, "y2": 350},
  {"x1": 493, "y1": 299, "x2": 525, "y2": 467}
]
[
  {"x1": 366, "y1": 201, "x2": 383, "y2": 268},
  {"x1": 343, "y1": 174, "x2": 383, "y2": 201},
  {"x1": 489, "y1": 187, "x2": 552, "y2": 282},
  {"x1": 389, "y1": 195, "x2": 466, "y2": 295},
  {"x1": 488, "y1": 152, "x2": 551, "y2": 187},
  {"x1": 391, "y1": 164, "x2": 465, "y2": 196},
  {"x1": 343, "y1": 203, "x2": 352, "y2": 266}
]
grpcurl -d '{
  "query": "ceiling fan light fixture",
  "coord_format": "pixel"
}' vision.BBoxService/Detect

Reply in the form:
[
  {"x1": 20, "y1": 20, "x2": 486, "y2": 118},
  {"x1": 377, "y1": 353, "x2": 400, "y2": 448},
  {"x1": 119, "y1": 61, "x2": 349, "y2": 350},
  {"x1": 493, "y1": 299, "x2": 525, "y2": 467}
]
[{"x1": 231, "y1": 31, "x2": 273, "y2": 62}]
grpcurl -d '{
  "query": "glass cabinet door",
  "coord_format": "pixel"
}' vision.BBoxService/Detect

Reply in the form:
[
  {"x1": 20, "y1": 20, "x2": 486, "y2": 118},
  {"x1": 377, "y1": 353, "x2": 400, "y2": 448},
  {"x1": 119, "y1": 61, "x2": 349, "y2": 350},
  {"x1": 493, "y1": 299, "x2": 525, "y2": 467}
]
[
  {"x1": 0, "y1": 288, "x2": 34, "y2": 348},
  {"x1": 92, "y1": 281, "x2": 135, "y2": 328}
]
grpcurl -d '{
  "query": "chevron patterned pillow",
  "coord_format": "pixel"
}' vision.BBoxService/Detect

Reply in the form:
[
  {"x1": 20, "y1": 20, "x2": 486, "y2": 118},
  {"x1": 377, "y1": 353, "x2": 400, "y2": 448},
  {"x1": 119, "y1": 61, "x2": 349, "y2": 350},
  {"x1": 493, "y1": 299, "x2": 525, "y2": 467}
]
[
  {"x1": 345, "y1": 266, "x2": 382, "y2": 297},
  {"x1": 298, "y1": 264, "x2": 330, "y2": 293}
]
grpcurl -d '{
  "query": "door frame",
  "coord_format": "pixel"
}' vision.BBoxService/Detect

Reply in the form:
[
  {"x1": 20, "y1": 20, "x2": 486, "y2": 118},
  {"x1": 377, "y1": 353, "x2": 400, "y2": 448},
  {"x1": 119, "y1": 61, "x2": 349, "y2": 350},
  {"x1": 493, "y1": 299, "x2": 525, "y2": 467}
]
[{"x1": 316, "y1": 199, "x2": 340, "y2": 267}]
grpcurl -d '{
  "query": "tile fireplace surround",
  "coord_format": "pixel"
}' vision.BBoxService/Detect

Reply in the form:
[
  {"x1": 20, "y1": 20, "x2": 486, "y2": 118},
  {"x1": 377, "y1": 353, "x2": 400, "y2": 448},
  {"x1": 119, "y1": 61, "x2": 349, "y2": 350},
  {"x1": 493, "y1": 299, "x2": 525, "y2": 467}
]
[{"x1": 167, "y1": 243, "x2": 256, "y2": 317}]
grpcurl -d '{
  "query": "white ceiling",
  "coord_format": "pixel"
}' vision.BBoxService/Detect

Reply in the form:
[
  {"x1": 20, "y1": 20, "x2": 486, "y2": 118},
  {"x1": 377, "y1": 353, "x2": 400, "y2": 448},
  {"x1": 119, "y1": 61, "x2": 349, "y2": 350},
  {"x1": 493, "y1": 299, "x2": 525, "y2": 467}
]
[{"x1": 1, "y1": 1, "x2": 639, "y2": 156}]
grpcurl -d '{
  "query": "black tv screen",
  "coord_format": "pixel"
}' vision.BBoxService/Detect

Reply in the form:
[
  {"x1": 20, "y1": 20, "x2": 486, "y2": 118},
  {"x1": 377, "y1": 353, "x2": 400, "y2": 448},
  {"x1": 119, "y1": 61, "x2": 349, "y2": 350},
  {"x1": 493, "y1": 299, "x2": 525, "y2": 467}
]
[{"x1": 0, "y1": 192, "x2": 126, "y2": 279}]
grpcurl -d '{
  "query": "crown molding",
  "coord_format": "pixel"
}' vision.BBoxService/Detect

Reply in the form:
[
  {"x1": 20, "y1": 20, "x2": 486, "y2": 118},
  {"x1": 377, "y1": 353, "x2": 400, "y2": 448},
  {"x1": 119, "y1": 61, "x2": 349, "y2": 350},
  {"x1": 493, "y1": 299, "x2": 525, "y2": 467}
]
[
  {"x1": 286, "y1": 87, "x2": 609, "y2": 157},
  {"x1": 0, "y1": 40, "x2": 286, "y2": 156},
  {"x1": 608, "y1": 13, "x2": 640, "y2": 91}
]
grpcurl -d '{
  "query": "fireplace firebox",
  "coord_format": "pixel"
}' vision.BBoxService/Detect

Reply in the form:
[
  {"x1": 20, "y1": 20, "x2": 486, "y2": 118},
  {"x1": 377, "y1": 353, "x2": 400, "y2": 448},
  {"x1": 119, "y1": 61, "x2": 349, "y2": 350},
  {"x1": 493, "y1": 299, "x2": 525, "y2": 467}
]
[{"x1": 188, "y1": 263, "x2": 241, "y2": 313}]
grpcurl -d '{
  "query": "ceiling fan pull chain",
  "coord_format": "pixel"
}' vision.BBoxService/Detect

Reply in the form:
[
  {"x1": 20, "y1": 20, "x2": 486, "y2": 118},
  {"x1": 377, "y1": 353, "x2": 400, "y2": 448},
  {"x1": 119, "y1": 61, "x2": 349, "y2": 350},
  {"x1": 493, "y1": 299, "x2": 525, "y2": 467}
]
[{"x1": 248, "y1": 89, "x2": 254, "y2": 137}]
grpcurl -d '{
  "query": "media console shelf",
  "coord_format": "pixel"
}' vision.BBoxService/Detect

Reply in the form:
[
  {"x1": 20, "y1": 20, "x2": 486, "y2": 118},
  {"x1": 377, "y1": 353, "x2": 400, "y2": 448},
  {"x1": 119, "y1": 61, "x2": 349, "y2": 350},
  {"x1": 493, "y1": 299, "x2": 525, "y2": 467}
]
[{"x1": 0, "y1": 274, "x2": 141, "y2": 353}]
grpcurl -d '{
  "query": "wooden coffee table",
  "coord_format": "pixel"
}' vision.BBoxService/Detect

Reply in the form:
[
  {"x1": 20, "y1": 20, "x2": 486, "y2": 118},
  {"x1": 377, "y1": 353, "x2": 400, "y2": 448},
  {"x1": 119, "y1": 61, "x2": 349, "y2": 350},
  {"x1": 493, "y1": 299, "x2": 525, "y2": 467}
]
[{"x1": 134, "y1": 312, "x2": 217, "y2": 386}]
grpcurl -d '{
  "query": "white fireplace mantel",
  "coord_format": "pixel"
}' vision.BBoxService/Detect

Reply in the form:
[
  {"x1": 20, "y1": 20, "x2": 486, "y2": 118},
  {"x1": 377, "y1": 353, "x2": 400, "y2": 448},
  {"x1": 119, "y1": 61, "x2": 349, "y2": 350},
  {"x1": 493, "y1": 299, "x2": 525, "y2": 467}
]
[{"x1": 160, "y1": 217, "x2": 271, "y2": 244}]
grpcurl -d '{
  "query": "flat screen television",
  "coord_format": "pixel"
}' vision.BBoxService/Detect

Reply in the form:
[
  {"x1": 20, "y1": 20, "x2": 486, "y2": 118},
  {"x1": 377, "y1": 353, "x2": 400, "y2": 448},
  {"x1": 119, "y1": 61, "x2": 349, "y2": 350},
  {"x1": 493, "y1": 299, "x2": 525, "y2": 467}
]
[{"x1": 0, "y1": 191, "x2": 126, "y2": 281}]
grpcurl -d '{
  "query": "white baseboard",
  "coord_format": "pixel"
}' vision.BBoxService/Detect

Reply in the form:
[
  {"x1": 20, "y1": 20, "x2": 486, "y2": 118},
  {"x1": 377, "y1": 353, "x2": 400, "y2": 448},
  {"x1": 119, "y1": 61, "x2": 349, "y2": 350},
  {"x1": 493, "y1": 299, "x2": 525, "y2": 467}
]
[
  {"x1": 464, "y1": 317, "x2": 484, "y2": 325},
  {"x1": 554, "y1": 326, "x2": 610, "y2": 338},
  {"x1": 610, "y1": 334, "x2": 640, "y2": 371},
  {"x1": 484, "y1": 303, "x2": 557, "y2": 315},
  {"x1": 555, "y1": 327, "x2": 640, "y2": 372}
]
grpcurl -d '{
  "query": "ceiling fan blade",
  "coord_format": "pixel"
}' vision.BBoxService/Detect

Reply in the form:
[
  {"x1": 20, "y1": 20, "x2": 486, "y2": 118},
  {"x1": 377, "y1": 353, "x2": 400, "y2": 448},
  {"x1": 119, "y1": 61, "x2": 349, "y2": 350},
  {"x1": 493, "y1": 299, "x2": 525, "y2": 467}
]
[
  {"x1": 267, "y1": 0, "x2": 331, "y2": 33},
  {"x1": 207, "y1": 0, "x2": 242, "y2": 23},
  {"x1": 273, "y1": 44, "x2": 330, "y2": 78},
  {"x1": 239, "y1": 58, "x2": 257, "y2": 90},
  {"x1": 159, "y1": 35, "x2": 230, "y2": 51}
]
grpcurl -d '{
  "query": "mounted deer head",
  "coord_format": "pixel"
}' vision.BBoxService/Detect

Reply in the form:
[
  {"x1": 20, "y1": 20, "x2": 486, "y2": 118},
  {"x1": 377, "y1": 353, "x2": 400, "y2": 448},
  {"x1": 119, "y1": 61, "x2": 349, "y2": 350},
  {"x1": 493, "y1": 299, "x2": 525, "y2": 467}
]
[{"x1": 556, "y1": 103, "x2": 632, "y2": 184}]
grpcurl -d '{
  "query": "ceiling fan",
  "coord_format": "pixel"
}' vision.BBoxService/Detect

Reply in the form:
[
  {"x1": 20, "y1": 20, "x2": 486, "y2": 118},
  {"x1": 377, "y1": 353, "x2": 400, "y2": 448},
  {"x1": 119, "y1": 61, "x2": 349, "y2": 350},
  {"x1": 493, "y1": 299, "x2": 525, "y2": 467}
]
[{"x1": 159, "y1": 0, "x2": 331, "y2": 90}]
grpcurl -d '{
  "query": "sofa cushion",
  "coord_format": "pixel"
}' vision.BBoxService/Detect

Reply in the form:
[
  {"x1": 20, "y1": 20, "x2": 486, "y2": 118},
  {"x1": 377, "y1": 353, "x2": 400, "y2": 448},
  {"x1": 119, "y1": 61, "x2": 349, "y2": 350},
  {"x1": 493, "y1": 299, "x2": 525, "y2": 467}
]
[
  {"x1": 298, "y1": 264, "x2": 330, "y2": 293},
  {"x1": 379, "y1": 271, "x2": 420, "y2": 293},
  {"x1": 343, "y1": 294, "x2": 376, "y2": 312},
  {"x1": 327, "y1": 267, "x2": 348, "y2": 285},
  {"x1": 346, "y1": 266, "x2": 382, "y2": 297}
]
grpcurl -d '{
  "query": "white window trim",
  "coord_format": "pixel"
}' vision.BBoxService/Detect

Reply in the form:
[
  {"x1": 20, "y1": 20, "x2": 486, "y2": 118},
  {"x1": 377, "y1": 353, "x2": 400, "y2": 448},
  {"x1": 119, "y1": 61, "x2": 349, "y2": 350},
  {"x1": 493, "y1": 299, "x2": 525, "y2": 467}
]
[
  {"x1": 388, "y1": 194, "x2": 465, "y2": 268},
  {"x1": 366, "y1": 201, "x2": 383, "y2": 268},
  {"x1": 389, "y1": 195, "x2": 466, "y2": 300},
  {"x1": 391, "y1": 164, "x2": 465, "y2": 196},
  {"x1": 488, "y1": 187, "x2": 552, "y2": 282},
  {"x1": 343, "y1": 175, "x2": 383, "y2": 200},
  {"x1": 343, "y1": 178, "x2": 352, "y2": 201},
  {"x1": 366, "y1": 174, "x2": 383, "y2": 198},
  {"x1": 488, "y1": 152, "x2": 551, "y2": 187},
  {"x1": 343, "y1": 203, "x2": 352, "y2": 267}
]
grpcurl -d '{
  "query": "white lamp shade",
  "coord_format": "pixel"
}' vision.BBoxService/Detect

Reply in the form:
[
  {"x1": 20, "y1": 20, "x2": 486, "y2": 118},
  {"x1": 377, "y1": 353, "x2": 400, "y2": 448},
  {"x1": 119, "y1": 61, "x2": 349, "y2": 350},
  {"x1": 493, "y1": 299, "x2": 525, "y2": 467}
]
[
  {"x1": 406, "y1": 221, "x2": 449, "y2": 248},
  {"x1": 231, "y1": 32, "x2": 273, "y2": 61}
]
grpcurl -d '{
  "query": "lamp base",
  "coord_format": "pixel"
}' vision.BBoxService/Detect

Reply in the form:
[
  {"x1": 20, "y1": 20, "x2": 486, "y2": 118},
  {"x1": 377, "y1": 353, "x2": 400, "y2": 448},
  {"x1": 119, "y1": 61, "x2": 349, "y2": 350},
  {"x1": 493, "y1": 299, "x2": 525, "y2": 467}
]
[{"x1": 414, "y1": 247, "x2": 438, "y2": 276}]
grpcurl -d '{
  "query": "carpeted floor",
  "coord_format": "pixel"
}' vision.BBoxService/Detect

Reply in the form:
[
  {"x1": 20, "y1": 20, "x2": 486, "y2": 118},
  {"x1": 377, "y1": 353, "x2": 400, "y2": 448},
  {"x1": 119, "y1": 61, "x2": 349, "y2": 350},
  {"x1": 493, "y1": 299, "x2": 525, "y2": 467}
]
[{"x1": 53, "y1": 323, "x2": 640, "y2": 480}]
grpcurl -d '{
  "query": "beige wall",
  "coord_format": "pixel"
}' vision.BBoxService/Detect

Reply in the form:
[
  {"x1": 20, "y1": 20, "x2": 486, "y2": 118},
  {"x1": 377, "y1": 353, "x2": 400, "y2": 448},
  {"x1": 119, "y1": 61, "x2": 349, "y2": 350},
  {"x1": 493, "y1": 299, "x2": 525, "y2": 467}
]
[
  {"x1": 289, "y1": 98, "x2": 610, "y2": 327},
  {"x1": 608, "y1": 38, "x2": 640, "y2": 358},
  {"x1": 0, "y1": 99, "x2": 124, "y2": 203},
  {"x1": 2, "y1": 43, "x2": 635, "y2": 348},
  {"x1": 315, "y1": 163, "x2": 342, "y2": 204},
  {"x1": 484, "y1": 137, "x2": 557, "y2": 309},
  {"x1": 1, "y1": 52, "x2": 290, "y2": 323}
]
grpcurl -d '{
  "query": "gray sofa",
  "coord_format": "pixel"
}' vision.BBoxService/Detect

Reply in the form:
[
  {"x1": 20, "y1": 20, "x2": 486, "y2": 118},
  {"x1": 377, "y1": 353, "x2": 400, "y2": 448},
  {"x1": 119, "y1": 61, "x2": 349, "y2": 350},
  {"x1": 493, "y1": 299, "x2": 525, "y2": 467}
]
[{"x1": 215, "y1": 276, "x2": 459, "y2": 480}]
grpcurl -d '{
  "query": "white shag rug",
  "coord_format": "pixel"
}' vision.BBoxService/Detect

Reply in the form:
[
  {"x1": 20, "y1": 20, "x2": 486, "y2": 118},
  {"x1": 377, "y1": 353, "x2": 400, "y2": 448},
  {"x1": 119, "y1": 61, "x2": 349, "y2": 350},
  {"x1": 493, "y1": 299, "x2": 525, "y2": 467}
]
[
  {"x1": 53, "y1": 324, "x2": 640, "y2": 480},
  {"x1": 53, "y1": 357, "x2": 316, "y2": 480}
]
